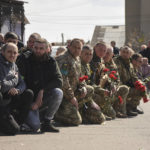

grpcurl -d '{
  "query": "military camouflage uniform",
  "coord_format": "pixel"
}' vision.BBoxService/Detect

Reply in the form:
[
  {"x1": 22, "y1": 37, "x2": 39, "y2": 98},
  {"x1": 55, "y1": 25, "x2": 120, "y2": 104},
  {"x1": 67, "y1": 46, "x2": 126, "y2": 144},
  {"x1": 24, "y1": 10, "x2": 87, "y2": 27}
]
[
  {"x1": 55, "y1": 50, "x2": 104, "y2": 125},
  {"x1": 89, "y1": 52, "x2": 116, "y2": 118},
  {"x1": 80, "y1": 61, "x2": 105, "y2": 123},
  {"x1": 114, "y1": 56, "x2": 144, "y2": 109},
  {"x1": 104, "y1": 59, "x2": 129, "y2": 114}
]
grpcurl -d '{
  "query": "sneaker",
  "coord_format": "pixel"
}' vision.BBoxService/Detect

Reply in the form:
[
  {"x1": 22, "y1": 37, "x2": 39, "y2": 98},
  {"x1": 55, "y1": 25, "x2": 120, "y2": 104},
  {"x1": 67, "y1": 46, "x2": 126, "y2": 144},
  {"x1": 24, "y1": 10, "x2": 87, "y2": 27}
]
[
  {"x1": 41, "y1": 120, "x2": 59, "y2": 133},
  {"x1": 132, "y1": 108, "x2": 144, "y2": 114}
]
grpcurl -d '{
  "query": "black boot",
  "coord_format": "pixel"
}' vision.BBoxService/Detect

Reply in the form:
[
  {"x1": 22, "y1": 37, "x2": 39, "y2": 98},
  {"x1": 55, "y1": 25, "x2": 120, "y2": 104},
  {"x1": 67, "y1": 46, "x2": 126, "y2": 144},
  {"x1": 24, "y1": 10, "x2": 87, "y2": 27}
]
[
  {"x1": 41, "y1": 119, "x2": 59, "y2": 133},
  {"x1": 126, "y1": 105, "x2": 138, "y2": 117}
]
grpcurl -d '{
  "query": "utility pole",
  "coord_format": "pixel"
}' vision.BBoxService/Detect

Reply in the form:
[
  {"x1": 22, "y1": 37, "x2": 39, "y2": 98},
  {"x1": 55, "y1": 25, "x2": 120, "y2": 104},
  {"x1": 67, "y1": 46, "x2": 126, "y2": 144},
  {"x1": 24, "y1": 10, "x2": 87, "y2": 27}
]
[{"x1": 61, "y1": 33, "x2": 64, "y2": 46}]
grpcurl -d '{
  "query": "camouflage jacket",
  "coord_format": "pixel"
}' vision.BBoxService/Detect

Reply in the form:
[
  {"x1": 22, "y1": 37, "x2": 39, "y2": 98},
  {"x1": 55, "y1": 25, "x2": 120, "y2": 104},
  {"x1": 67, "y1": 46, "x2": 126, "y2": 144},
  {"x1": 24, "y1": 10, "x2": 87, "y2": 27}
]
[
  {"x1": 56, "y1": 50, "x2": 85, "y2": 100},
  {"x1": 90, "y1": 52, "x2": 105, "y2": 85},
  {"x1": 114, "y1": 56, "x2": 138, "y2": 87},
  {"x1": 104, "y1": 59, "x2": 120, "y2": 85},
  {"x1": 81, "y1": 60, "x2": 92, "y2": 85}
]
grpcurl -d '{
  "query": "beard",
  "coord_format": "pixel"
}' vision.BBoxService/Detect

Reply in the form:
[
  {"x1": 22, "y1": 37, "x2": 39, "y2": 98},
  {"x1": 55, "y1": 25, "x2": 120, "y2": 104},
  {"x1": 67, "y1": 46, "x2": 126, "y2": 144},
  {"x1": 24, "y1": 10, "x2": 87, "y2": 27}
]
[{"x1": 33, "y1": 52, "x2": 49, "y2": 62}]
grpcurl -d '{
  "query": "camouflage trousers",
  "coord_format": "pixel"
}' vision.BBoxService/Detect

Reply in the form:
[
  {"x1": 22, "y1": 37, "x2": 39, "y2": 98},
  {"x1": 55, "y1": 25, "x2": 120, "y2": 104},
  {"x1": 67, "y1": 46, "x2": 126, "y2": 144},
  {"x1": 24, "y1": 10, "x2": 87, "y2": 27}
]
[
  {"x1": 55, "y1": 99, "x2": 82, "y2": 125},
  {"x1": 93, "y1": 86, "x2": 116, "y2": 119},
  {"x1": 55, "y1": 85, "x2": 105, "y2": 125},
  {"x1": 113, "y1": 85, "x2": 129, "y2": 114},
  {"x1": 126, "y1": 87, "x2": 145, "y2": 108}
]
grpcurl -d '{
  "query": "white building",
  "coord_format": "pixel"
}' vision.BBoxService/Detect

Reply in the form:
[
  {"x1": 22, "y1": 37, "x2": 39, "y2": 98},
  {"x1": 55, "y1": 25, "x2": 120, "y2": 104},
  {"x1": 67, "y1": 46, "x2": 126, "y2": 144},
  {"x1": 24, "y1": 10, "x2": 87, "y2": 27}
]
[
  {"x1": 0, "y1": 0, "x2": 29, "y2": 42},
  {"x1": 91, "y1": 25, "x2": 125, "y2": 48}
]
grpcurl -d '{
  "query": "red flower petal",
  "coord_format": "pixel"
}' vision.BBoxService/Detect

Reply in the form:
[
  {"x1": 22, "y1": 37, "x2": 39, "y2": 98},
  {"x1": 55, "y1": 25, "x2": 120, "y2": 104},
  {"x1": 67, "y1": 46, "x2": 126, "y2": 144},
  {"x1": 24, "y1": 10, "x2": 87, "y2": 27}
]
[
  {"x1": 84, "y1": 76, "x2": 88, "y2": 80},
  {"x1": 111, "y1": 71, "x2": 117, "y2": 74},
  {"x1": 118, "y1": 96, "x2": 123, "y2": 104},
  {"x1": 103, "y1": 68, "x2": 110, "y2": 72},
  {"x1": 143, "y1": 97, "x2": 149, "y2": 103},
  {"x1": 109, "y1": 73, "x2": 115, "y2": 79}
]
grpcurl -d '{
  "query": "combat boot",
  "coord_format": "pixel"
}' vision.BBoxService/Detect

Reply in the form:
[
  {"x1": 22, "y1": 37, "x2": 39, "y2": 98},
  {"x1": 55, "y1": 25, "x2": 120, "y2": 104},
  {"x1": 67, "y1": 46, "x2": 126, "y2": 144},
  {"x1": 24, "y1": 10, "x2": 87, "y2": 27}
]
[
  {"x1": 41, "y1": 119, "x2": 59, "y2": 133},
  {"x1": 126, "y1": 104, "x2": 138, "y2": 117},
  {"x1": 116, "y1": 112, "x2": 127, "y2": 118},
  {"x1": 127, "y1": 109, "x2": 138, "y2": 116}
]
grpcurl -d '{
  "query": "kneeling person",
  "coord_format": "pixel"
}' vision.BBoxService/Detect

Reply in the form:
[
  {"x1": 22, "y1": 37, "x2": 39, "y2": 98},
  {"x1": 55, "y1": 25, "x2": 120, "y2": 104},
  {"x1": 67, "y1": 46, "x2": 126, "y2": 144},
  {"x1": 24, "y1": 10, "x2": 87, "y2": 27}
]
[
  {"x1": 17, "y1": 38, "x2": 63, "y2": 132},
  {"x1": 0, "y1": 43, "x2": 33, "y2": 135}
]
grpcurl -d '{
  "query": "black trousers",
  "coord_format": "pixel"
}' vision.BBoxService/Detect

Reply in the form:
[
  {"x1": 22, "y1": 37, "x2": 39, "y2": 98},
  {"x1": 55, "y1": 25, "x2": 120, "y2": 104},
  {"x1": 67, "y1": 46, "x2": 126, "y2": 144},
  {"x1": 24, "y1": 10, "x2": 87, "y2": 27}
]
[{"x1": 0, "y1": 89, "x2": 33, "y2": 135}]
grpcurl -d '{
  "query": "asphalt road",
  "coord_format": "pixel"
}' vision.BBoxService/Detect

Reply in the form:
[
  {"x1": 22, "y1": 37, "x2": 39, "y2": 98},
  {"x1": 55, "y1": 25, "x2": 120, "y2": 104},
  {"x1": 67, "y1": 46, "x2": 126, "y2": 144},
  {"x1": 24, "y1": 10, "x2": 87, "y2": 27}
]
[{"x1": 0, "y1": 101, "x2": 150, "y2": 150}]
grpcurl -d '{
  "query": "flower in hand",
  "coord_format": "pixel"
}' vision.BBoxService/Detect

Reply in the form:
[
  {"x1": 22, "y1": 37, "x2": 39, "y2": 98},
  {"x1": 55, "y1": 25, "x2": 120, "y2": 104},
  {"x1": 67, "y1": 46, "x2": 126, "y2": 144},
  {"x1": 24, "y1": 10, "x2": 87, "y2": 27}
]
[{"x1": 118, "y1": 96, "x2": 123, "y2": 104}]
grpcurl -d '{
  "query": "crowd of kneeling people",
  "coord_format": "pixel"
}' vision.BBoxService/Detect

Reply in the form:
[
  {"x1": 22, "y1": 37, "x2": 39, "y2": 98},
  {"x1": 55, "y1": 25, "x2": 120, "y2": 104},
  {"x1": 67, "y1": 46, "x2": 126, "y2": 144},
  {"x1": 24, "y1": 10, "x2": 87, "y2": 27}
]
[{"x1": 0, "y1": 32, "x2": 149, "y2": 135}]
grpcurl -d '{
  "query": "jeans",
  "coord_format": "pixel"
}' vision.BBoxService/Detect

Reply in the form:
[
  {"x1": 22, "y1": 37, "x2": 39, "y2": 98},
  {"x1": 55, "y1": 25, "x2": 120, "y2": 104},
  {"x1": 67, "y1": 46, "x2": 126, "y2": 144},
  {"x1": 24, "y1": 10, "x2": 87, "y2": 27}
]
[
  {"x1": 42, "y1": 88, "x2": 63, "y2": 120},
  {"x1": 25, "y1": 88, "x2": 63, "y2": 130},
  {"x1": 25, "y1": 110, "x2": 40, "y2": 131}
]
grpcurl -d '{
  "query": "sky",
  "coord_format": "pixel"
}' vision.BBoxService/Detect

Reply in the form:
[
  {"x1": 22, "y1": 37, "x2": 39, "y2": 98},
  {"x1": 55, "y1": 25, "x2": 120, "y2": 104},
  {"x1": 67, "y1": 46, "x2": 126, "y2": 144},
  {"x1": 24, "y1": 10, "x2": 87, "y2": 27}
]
[{"x1": 24, "y1": 0, "x2": 125, "y2": 43}]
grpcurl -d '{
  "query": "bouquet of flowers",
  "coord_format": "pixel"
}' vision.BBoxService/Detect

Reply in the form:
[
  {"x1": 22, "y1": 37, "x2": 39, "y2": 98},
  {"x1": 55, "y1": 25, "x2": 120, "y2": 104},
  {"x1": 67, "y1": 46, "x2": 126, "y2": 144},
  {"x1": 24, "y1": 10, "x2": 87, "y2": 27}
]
[
  {"x1": 102, "y1": 68, "x2": 122, "y2": 104},
  {"x1": 79, "y1": 75, "x2": 88, "y2": 82},
  {"x1": 134, "y1": 81, "x2": 149, "y2": 103}
]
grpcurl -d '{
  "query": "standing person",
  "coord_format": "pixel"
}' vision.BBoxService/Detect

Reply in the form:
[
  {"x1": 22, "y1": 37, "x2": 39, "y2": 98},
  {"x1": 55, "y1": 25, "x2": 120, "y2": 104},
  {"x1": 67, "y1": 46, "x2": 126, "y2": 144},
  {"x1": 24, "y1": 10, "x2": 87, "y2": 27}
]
[
  {"x1": 0, "y1": 43, "x2": 33, "y2": 135},
  {"x1": 0, "y1": 33, "x2": 4, "y2": 47},
  {"x1": 140, "y1": 57, "x2": 150, "y2": 89},
  {"x1": 140, "y1": 44, "x2": 147, "y2": 52},
  {"x1": 17, "y1": 38, "x2": 63, "y2": 132},
  {"x1": 4, "y1": 32, "x2": 18, "y2": 45},
  {"x1": 131, "y1": 53, "x2": 143, "y2": 79},
  {"x1": 19, "y1": 33, "x2": 41, "y2": 53},
  {"x1": 110, "y1": 41, "x2": 119, "y2": 55},
  {"x1": 140, "y1": 40, "x2": 150, "y2": 63}
]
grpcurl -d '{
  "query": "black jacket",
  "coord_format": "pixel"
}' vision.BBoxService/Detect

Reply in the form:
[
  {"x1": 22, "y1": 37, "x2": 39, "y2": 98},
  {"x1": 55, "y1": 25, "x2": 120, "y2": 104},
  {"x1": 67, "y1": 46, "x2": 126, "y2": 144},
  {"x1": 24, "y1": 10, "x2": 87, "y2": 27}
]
[
  {"x1": 17, "y1": 51, "x2": 63, "y2": 95},
  {"x1": 139, "y1": 47, "x2": 150, "y2": 63}
]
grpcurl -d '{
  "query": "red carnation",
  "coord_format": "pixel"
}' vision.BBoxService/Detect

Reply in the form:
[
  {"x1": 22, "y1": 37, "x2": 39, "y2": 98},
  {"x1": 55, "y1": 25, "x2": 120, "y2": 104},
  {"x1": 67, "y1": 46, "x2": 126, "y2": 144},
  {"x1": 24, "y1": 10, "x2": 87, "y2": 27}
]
[
  {"x1": 111, "y1": 71, "x2": 117, "y2": 74},
  {"x1": 79, "y1": 75, "x2": 89, "y2": 82},
  {"x1": 113, "y1": 76, "x2": 117, "y2": 80},
  {"x1": 79, "y1": 77, "x2": 84, "y2": 82},
  {"x1": 109, "y1": 73, "x2": 114, "y2": 78},
  {"x1": 118, "y1": 96, "x2": 123, "y2": 104},
  {"x1": 143, "y1": 97, "x2": 149, "y2": 103},
  {"x1": 103, "y1": 68, "x2": 110, "y2": 72},
  {"x1": 134, "y1": 81, "x2": 142, "y2": 87},
  {"x1": 139, "y1": 85, "x2": 146, "y2": 92},
  {"x1": 135, "y1": 84, "x2": 141, "y2": 89},
  {"x1": 84, "y1": 75, "x2": 88, "y2": 80}
]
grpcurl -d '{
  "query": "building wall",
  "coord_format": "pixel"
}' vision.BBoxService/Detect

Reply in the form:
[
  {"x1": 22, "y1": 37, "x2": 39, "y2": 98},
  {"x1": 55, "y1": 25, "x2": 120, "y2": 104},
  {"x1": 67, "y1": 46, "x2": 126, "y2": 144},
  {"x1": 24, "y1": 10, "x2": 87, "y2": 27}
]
[
  {"x1": 125, "y1": 0, "x2": 141, "y2": 42},
  {"x1": 126, "y1": 0, "x2": 150, "y2": 43},
  {"x1": 141, "y1": 0, "x2": 150, "y2": 38},
  {"x1": 91, "y1": 25, "x2": 125, "y2": 48},
  {"x1": 1, "y1": 20, "x2": 23, "y2": 41}
]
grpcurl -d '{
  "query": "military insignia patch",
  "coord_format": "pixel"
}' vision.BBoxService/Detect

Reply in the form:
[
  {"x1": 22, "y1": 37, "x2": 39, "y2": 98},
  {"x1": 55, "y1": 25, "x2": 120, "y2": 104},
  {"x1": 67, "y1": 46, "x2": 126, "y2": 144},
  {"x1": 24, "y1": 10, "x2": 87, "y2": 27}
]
[{"x1": 61, "y1": 63, "x2": 68, "y2": 75}]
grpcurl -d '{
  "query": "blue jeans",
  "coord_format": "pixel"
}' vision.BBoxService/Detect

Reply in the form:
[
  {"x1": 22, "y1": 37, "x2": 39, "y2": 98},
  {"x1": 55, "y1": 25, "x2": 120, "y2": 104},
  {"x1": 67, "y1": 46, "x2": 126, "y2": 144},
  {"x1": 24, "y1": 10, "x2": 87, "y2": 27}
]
[
  {"x1": 42, "y1": 88, "x2": 63, "y2": 120},
  {"x1": 26, "y1": 88, "x2": 63, "y2": 130},
  {"x1": 26, "y1": 110, "x2": 40, "y2": 131}
]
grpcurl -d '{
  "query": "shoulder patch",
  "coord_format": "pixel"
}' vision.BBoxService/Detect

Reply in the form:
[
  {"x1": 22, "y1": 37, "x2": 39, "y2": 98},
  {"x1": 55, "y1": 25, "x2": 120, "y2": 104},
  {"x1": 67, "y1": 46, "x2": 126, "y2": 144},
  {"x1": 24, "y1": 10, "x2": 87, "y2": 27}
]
[{"x1": 60, "y1": 63, "x2": 68, "y2": 75}]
